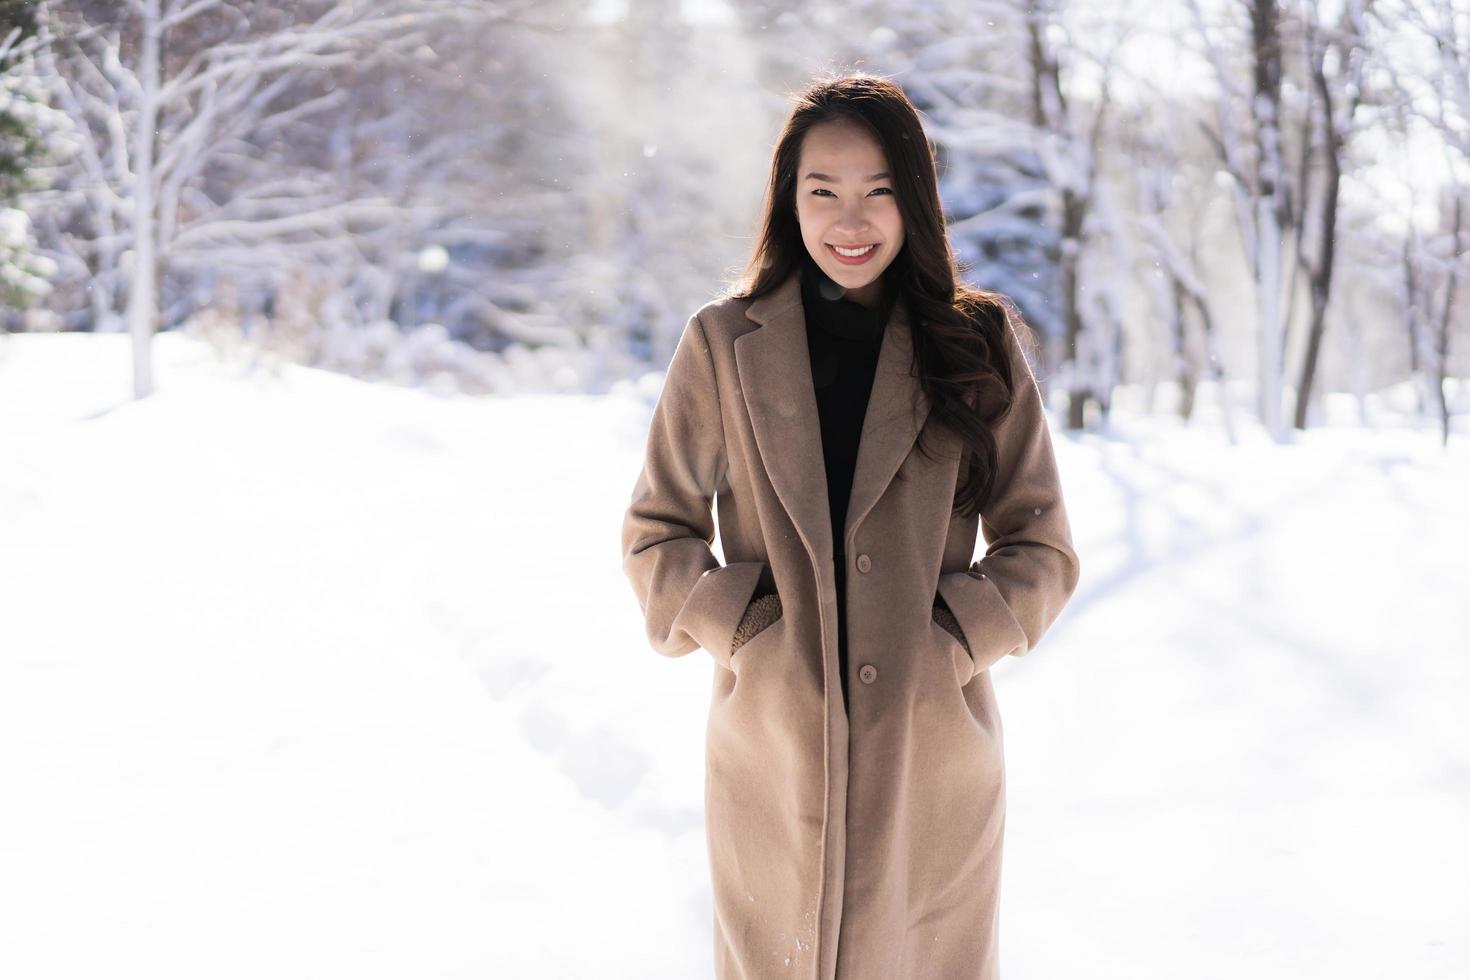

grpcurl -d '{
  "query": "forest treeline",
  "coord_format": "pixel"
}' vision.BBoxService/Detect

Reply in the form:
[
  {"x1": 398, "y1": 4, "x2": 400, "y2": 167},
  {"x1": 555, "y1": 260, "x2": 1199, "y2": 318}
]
[{"x1": 0, "y1": 0, "x2": 1464, "y2": 441}]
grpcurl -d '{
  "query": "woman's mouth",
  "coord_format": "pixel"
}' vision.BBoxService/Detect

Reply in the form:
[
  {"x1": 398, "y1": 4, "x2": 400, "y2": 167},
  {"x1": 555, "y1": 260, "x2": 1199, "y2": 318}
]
[{"x1": 827, "y1": 242, "x2": 878, "y2": 265}]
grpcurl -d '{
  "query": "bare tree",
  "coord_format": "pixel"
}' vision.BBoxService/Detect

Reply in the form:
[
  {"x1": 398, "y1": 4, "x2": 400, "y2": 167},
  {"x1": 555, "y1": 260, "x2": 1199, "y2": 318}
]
[
  {"x1": 26, "y1": 0, "x2": 489, "y2": 398},
  {"x1": 1023, "y1": 0, "x2": 1134, "y2": 430},
  {"x1": 1289, "y1": 0, "x2": 1374, "y2": 431},
  {"x1": 1387, "y1": 0, "x2": 1468, "y2": 444},
  {"x1": 1188, "y1": 0, "x2": 1295, "y2": 440},
  {"x1": 1120, "y1": 93, "x2": 1239, "y2": 441}
]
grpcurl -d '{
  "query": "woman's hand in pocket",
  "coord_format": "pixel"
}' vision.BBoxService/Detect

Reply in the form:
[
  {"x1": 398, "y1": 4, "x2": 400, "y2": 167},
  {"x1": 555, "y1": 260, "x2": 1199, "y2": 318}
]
[
  {"x1": 731, "y1": 593, "x2": 783, "y2": 656},
  {"x1": 931, "y1": 599, "x2": 970, "y2": 654}
]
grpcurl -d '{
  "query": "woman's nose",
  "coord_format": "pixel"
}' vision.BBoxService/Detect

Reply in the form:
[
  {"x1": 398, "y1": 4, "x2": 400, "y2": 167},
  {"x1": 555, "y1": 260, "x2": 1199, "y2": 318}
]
[{"x1": 835, "y1": 204, "x2": 870, "y2": 232}]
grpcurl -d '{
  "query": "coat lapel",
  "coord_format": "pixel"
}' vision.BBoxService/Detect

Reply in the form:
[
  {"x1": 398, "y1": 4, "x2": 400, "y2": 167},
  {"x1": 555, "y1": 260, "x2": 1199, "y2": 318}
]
[{"x1": 735, "y1": 267, "x2": 931, "y2": 569}]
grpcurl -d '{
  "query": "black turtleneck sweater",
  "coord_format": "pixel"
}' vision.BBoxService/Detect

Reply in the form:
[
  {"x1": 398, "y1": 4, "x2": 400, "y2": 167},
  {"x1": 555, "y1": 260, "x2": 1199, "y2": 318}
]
[
  {"x1": 798, "y1": 258, "x2": 898, "y2": 702},
  {"x1": 801, "y1": 258, "x2": 897, "y2": 561}
]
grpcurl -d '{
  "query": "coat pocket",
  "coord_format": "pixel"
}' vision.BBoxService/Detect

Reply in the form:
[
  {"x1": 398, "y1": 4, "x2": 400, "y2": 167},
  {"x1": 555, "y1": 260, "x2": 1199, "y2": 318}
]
[
  {"x1": 670, "y1": 560, "x2": 769, "y2": 671},
  {"x1": 730, "y1": 593, "x2": 783, "y2": 670},
  {"x1": 930, "y1": 602, "x2": 977, "y2": 687},
  {"x1": 934, "y1": 567, "x2": 1029, "y2": 677},
  {"x1": 931, "y1": 600, "x2": 970, "y2": 653}
]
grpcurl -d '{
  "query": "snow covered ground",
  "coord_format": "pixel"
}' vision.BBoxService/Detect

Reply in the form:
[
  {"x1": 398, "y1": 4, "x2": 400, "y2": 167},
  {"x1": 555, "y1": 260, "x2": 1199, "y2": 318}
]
[{"x1": 2, "y1": 330, "x2": 1467, "y2": 979}]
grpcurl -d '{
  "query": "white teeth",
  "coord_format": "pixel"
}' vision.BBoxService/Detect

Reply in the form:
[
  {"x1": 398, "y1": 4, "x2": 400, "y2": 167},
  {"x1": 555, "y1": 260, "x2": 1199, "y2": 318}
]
[{"x1": 832, "y1": 243, "x2": 876, "y2": 257}]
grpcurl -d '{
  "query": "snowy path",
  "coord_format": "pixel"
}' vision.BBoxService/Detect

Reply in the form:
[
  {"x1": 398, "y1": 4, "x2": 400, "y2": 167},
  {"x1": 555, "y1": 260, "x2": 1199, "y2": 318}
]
[{"x1": 1, "y1": 332, "x2": 1466, "y2": 978}]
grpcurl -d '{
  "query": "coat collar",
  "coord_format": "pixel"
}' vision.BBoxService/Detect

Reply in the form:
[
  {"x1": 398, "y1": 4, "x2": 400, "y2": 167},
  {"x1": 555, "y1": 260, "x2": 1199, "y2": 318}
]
[{"x1": 735, "y1": 266, "x2": 931, "y2": 569}]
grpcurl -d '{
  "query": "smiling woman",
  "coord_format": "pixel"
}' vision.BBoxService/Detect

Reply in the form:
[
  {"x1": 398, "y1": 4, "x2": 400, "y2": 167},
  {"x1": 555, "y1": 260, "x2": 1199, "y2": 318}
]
[
  {"x1": 794, "y1": 122, "x2": 905, "y2": 309},
  {"x1": 620, "y1": 71, "x2": 1080, "y2": 980}
]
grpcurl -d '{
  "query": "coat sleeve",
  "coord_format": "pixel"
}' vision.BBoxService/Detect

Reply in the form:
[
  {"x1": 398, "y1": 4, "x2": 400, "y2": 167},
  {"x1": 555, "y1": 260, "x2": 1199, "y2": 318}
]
[
  {"x1": 934, "y1": 311, "x2": 1082, "y2": 675},
  {"x1": 621, "y1": 311, "x2": 766, "y2": 669}
]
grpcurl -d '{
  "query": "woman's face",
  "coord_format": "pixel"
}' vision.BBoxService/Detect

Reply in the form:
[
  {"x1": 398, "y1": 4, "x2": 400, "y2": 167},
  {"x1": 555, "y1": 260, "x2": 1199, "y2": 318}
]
[{"x1": 793, "y1": 118, "x2": 905, "y2": 309}]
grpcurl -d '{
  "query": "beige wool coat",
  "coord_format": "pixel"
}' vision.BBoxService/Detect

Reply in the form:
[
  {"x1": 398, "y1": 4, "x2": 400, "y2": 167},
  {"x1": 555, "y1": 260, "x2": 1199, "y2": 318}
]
[{"x1": 620, "y1": 266, "x2": 1081, "y2": 979}]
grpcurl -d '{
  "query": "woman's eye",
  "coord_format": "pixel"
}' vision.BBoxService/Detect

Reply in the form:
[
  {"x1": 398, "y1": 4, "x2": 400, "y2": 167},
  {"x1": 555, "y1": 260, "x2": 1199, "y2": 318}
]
[{"x1": 811, "y1": 187, "x2": 894, "y2": 197}]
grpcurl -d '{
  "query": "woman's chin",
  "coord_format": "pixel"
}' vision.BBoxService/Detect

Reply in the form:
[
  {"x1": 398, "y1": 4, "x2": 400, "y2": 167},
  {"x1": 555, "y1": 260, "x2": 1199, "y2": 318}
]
[{"x1": 827, "y1": 267, "x2": 884, "y2": 292}]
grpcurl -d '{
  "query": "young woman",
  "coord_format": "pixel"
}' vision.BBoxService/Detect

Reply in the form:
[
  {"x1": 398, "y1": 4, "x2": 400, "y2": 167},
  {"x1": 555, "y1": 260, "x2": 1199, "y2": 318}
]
[{"x1": 620, "y1": 73, "x2": 1081, "y2": 980}]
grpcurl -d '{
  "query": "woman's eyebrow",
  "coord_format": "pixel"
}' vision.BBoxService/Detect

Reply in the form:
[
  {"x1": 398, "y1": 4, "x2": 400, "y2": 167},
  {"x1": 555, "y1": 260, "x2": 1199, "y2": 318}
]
[{"x1": 802, "y1": 170, "x2": 891, "y2": 182}]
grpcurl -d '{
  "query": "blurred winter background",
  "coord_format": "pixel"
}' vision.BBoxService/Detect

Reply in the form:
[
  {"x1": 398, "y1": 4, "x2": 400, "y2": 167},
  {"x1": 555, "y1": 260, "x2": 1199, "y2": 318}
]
[{"x1": 1, "y1": 0, "x2": 1467, "y2": 977}]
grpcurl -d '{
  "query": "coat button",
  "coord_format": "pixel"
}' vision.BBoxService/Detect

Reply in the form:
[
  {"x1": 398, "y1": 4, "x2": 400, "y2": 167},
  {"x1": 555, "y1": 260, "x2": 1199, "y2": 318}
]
[
  {"x1": 859, "y1": 664, "x2": 878, "y2": 684},
  {"x1": 856, "y1": 553, "x2": 872, "y2": 573}
]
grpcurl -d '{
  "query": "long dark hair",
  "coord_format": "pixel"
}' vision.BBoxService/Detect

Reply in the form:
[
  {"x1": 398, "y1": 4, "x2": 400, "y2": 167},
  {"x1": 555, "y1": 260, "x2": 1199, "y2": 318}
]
[{"x1": 726, "y1": 71, "x2": 1031, "y2": 520}]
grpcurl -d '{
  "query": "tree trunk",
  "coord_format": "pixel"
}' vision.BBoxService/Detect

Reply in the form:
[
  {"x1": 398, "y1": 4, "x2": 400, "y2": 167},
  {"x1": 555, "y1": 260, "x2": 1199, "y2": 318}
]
[{"x1": 126, "y1": 0, "x2": 162, "y2": 399}]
